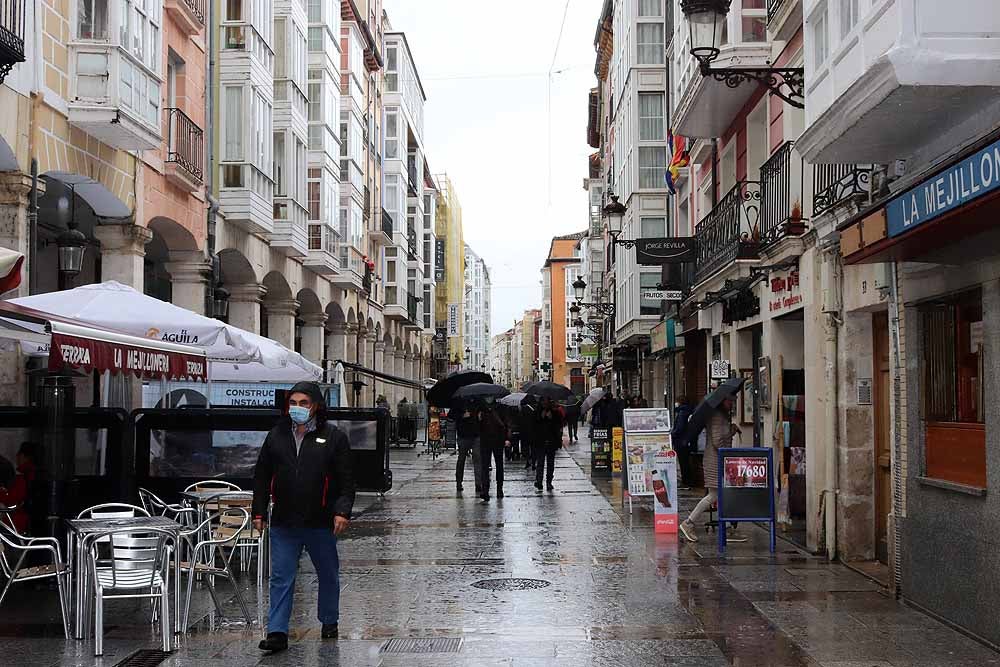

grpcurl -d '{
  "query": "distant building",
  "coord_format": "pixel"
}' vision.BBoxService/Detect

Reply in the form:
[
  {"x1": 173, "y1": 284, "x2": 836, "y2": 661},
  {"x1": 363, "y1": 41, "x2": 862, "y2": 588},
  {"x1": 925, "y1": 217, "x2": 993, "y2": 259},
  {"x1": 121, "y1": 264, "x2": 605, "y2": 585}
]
[
  {"x1": 541, "y1": 232, "x2": 586, "y2": 392},
  {"x1": 463, "y1": 244, "x2": 491, "y2": 373}
]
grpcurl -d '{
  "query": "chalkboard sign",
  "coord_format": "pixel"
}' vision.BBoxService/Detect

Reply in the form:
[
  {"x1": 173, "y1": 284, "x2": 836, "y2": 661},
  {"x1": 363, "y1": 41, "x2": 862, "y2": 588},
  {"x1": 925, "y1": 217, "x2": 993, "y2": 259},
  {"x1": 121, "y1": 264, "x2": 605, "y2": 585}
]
[{"x1": 716, "y1": 447, "x2": 776, "y2": 553}]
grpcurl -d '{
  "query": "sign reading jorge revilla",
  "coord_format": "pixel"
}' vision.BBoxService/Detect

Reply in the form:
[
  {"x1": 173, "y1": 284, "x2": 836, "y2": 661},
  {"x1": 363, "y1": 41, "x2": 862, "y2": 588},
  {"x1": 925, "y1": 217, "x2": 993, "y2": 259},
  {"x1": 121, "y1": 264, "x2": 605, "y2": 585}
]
[
  {"x1": 887, "y1": 136, "x2": 1000, "y2": 237},
  {"x1": 636, "y1": 237, "x2": 696, "y2": 265}
]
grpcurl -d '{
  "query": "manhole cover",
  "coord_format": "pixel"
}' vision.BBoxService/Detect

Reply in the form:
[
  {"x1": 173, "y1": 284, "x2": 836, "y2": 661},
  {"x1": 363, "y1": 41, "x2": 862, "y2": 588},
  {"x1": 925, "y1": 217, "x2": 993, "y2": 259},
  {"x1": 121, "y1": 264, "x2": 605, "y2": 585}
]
[
  {"x1": 113, "y1": 650, "x2": 171, "y2": 667},
  {"x1": 380, "y1": 637, "x2": 463, "y2": 654},
  {"x1": 471, "y1": 577, "x2": 551, "y2": 591}
]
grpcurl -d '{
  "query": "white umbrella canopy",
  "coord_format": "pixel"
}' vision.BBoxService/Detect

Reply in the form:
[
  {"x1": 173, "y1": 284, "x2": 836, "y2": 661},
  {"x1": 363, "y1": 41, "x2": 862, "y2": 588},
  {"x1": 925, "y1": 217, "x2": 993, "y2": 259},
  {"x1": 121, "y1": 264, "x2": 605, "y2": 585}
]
[
  {"x1": 8, "y1": 281, "x2": 321, "y2": 379},
  {"x1": 580, "y1": 387, "x2": 606, "y2": 415}
]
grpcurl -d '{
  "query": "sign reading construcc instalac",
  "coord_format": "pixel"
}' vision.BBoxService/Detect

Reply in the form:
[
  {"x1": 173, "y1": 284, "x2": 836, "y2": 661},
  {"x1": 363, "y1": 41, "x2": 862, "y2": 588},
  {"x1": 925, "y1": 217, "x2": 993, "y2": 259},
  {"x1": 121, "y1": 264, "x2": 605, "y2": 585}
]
[
  {"x1": 635, "y1": 237, "x2": 696, "y2": 265},
  {"x1": 886, "y1": 136, "x2": 1000, "y2": 238}
]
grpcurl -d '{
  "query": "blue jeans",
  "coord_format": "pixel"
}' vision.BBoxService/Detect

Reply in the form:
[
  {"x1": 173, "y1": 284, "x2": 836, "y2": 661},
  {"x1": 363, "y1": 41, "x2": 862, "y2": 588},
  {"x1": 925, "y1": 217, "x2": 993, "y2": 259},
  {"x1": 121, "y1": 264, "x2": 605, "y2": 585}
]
[{"x1": 268, "y1": 526, "x2": 341, "y2": 634}]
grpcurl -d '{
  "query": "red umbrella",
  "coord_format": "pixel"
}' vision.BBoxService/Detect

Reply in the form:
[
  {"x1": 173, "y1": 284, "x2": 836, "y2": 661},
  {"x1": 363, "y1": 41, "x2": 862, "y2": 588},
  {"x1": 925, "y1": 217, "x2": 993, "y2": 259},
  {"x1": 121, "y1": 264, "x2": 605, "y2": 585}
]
[{"x1": 0, "y1": 247, "x2": 24, "y2": 294}]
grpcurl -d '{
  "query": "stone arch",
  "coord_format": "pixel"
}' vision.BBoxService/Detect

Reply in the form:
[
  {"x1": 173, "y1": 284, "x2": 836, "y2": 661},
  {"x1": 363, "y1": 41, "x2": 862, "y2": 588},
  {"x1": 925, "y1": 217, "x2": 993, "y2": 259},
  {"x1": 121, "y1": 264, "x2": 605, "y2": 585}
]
[
  {"x1": 148, "y1": 216, "x2": 199, "y2": 252},
  {"x1": 365, "y1": 316, "x2": 375, "y2": 334},
  {"x1": 346, "y1": 307, "x2": 357, "y2": 325},
  {"x1": 218, "y1": 248, "x2": 260, "y2": 285},
  {"x1": 296, "y1": 288, "x2": 323, "y2": 316},
  {"x1": 325, "y1": 302, "x2": 346, "y2": 327},
  {"x1": 263, "y1": 271, "x2": 293, "y2": 302}
]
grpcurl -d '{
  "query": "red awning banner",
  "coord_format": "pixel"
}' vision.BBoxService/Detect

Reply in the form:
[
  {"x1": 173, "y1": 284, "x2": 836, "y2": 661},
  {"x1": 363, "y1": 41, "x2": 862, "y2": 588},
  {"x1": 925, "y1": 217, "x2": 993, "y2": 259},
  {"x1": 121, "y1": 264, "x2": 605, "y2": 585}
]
[
  {"x1": 48, "y1": 330, "x2": 207, "y2": 381},
  {"x1": 0, "y1": 247, "x2": 24, "y2": 294}
]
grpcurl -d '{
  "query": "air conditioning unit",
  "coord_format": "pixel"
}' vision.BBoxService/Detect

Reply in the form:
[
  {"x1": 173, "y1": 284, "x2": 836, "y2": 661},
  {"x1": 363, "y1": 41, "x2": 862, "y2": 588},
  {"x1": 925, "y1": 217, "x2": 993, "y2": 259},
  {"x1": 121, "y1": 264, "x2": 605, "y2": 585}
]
[{"x1": 872, "y1": 262, "x2": 891, "y2": 291}]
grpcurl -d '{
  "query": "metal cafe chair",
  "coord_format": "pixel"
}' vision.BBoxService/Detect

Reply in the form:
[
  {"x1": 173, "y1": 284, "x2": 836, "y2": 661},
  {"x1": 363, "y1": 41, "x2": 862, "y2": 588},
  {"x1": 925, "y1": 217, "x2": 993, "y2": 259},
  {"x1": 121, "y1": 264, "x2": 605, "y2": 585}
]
[
  {"x1": 77, "y1": 503, "x2": 152, "y2": 521},
  {"x1": 201, "y1": 493, "x2": 265, "y2": 600},
  {"x1": 0, "y1": 522, "x2": 72, "y2": 638},
  {"x1": 86, "y1": 526, "x2": 174, "y2": 656},
  {"x1": 178, "y1": 507, "x2": 253, "y2": 631},
  {"x1": 139, "y1": 488, "x2": 196, "y2": 526}
]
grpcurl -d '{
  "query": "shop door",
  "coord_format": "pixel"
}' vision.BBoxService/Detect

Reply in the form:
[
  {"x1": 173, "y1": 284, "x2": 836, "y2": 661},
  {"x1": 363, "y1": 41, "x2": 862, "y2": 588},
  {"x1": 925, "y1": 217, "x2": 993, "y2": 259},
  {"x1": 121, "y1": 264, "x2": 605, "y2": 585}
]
[{"x1": 873, "y1": 311, "x2": 891, "y2": 564}]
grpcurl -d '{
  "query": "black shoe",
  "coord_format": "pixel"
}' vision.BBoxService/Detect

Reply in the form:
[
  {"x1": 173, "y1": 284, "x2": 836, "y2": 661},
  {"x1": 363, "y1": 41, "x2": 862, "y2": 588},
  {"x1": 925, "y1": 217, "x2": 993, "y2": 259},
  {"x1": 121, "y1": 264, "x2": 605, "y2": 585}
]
[
  {"x1": 259, "y1": 632, "x2": 288, "y2": 652},
  {"x1": 497, "y1": 488, "x2": 504, "y2": 499},
  {"x1": 457, "y1": 484, "x2": 463, "y2": 493},
  {"x1": 480, "y1": 494, "x2": 490, "y2": 502},
  {"x1": 546, "y1": 482, "x2": 554, "y2": 491},
  {"x1": 534, "y1": 481, "x2": 542, "y2": 490},
  {"x1": 322, "y1": 624, "x2": 339, "y2": 639}
]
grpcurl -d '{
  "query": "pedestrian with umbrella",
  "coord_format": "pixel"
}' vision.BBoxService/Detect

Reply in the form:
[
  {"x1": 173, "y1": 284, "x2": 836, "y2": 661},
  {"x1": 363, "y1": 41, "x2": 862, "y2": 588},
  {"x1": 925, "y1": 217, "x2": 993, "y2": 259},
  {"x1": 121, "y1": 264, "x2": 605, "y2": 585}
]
[
  {"x1": 499, "y1": 393, "x2": 527, "y2": 460},
  {"x1": 452, "y1": 383, "x2": 510, "y2": 501},
  {"x1": 427, "y1": 371, "x2": 494, "y2": 497},
  {"x1": 533, "y1": 398, "x2": 565, "y2": 491},
  {"x1": 678, "y1": 378, "x2": 744, "y2": 543}
]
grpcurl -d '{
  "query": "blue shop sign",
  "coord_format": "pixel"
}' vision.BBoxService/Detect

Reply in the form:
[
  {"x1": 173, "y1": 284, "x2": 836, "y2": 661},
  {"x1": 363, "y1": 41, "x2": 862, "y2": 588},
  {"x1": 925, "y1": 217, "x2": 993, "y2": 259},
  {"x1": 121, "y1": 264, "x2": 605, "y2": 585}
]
[{"x1": 886, "y1": 138, "x2": 1000, "y2": 237}]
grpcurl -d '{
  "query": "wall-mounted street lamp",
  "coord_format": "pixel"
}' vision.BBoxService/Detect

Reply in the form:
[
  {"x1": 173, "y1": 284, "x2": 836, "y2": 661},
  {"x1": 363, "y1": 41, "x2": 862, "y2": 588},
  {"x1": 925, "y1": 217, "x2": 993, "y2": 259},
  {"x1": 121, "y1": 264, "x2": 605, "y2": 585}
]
[
  {"x1": 680, "y1": 0, "x2": 804, "y2": 108},
  {"x1": 213, "y1": 284, "x2": 231, "y2": 319},
  {"x1": 572, "y1": 277, "x2": 615, "y2": 318},
  {"x1": 55, "y1": 223, "x2": 87, "y2": 280}
]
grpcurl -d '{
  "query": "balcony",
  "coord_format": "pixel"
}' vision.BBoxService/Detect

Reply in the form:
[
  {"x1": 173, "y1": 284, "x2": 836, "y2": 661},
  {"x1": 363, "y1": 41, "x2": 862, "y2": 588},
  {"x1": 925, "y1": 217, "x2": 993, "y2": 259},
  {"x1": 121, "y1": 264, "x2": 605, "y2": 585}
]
[
  {"x1": 270, "y1": 199, "x2": 309, "y2": 257},
  {"x1": 694, "y1": 181, "x2": 760, "y2": 283},
  {"x1": 164, "y1": 108, "x2": 204, "y2": 193},
  {"x1": 758, "y1": 142, "x2": 809, "y2": 248},
  {"x1": 384, "y1": 286, "x2": 408, "y2": 321},
  {"x1": 330, "y1": 245, "x2": 365, "y2": 291},
  {"x1": 813, "y1": 164, "x2": 871, "y2": 218},
  {"x1": 406, "y1": 294, "x2": 419, "y2": 329},
  {"x1": 165, "y1": 0, "x2": 204, "y2": 35},
  {"x1": 766, "y1": 0, "x2": 800, "y2": 42},
  {"x1": 0, "y1": 0, "x2": 25, "y2": 84},
  {"x1": 798, "y1": 0, "x2": 1000, "y2": 164},
  {"x1": 68, "y1": 44, "x2": 162, "y2": 150},
  {"x1": 362, "y1": 264, "x2": 373, "y2": 295},
  {"x1": 406, "y1": 227, "x2": 418, "y2": 262},
  {"x1": 303, "y1": 223, "x2": 341, "y2": 275}
]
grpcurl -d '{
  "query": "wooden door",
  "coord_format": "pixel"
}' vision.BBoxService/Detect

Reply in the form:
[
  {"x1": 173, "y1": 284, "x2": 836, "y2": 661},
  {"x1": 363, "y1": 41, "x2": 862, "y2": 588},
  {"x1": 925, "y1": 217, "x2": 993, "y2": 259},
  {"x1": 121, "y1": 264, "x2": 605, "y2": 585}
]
[{"x1": 873, "y1": 311, "x2": 891, "y2": 564}]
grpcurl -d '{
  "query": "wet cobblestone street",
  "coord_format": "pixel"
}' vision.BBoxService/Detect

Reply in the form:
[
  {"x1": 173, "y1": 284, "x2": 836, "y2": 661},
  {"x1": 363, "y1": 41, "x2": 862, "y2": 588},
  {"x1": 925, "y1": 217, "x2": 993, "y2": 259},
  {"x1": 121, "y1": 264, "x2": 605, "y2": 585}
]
[{"x1": 3, "y1": 435, "x2": 999, "y2": 666}]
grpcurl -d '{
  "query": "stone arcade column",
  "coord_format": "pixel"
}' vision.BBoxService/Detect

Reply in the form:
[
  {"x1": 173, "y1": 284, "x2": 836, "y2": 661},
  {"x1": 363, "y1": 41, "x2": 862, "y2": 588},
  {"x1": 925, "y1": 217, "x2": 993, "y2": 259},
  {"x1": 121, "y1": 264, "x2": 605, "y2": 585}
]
[
  {"x1": 265, "y1": 299, "x2": 299, "y2": 350},
  {"x1": 92, "y1": 223, "x2": 154, "y2": 289},
  {"x1": 164, "y1": 251, "x2": 212, "y2": 315},
  {"x1": 363, "y1": 331, "x2": 377, "y2": 406},
  {"x1": 228, "y1": 284, "x2": 267, "y2": 335},
  {"x1": 0, "y1": 172, "x2": 32, "y2": 412},
  {"x1": 383, "y1": 349, "x2": 396, "y2": 407},
  {"x1": 299, "y1": 313, "x2": 328, "y2": 367},
  {"x1": 394, "y1": 350, "x2": 407, "y2": 407},
  {"x1": 374, "y1": 341, "x2": 386, "y2": 404},
  {"x1": 344, "y1": 324, "x2": 359, "y2": 405},
  {"x1": 326, "y1": 323, "x2": 348, "y2": 364},
  {"x1": 404, "y1": 353, "x2": 416, "y2": 403}
]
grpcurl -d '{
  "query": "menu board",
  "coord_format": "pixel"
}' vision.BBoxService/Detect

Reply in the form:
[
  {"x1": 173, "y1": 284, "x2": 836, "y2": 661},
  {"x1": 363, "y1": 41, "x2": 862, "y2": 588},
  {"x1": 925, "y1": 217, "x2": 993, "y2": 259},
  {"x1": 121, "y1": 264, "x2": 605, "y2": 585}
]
[{"x1": 625, "y1": 432, "x2": 671, "y2": 497}]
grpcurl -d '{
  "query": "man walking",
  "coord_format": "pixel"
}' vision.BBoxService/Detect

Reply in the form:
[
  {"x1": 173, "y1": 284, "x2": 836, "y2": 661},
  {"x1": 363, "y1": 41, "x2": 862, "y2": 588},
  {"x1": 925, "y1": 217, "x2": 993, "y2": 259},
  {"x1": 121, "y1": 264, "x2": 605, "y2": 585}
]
[
  {"x1": 479, "y1": 403, "x2": 507, "y2": 500},
  {"x1": 253, "y1": 382, "x2": 355, "y2": 653},
  {"x1": 452, "y1": 401, "x2": 483, "y2": 495},
  {"x1": 534, "y1": 398, "x2": 564, "y2": 491}
]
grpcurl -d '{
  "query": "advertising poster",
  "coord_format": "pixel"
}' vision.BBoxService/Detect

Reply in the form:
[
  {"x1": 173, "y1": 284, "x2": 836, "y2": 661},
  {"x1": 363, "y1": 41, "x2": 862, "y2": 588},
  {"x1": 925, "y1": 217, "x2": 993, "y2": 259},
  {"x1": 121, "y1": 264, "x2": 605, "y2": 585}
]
[
  {"x1": 723, "y1": 456, "x2": 769, "y2": 488},
  {"x1": 590, "y1": 427, "x2": 611, "y2": 474},
  {"x1": 625, "y1": 432, "x2": 671, "y2": 496},
  {"x1": 623, "y1": 408, "x2": 672, "y2": 433},
  {"x1": 652, "y1": 451, "x2": 678, "y2": 533},
  {"x1": 611, "y1": 427, "x2": 624, "y2": 473}
]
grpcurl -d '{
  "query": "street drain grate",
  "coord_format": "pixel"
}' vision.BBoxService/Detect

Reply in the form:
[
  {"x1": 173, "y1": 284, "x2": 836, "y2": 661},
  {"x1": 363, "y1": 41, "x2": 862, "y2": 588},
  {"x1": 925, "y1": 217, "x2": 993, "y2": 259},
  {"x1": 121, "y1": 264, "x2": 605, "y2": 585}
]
[
  {"x1": 471, "y1": 577, "x2": 551, "y2": 591},
  {"x1": 112, "y1": 649, "x2": 171, "y2": 667},
  {"x1": 380, "y1": 637, "x2": 463, "y2": 654}
]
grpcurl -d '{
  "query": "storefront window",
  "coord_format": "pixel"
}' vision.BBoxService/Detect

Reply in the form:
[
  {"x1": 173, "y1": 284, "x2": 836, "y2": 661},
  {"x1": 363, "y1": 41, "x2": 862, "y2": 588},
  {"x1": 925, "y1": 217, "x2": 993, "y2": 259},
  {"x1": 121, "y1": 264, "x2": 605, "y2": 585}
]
[
  {"x1": 920, "y1": 288, "x2": 985, "y2": 488},
  {"x1": 920, "y1": 289, "x2": 983, "y2": 424}
]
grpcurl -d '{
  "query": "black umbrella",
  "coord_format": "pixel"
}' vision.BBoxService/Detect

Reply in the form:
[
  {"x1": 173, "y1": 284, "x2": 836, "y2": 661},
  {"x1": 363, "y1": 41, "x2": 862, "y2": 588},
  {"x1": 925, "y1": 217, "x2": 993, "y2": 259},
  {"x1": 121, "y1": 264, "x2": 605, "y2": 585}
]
[
  {"x1": 427, "y1": 370, "x2": 493, "y2": 407},
  {"x1": 684, "y1": 376, "x2": 745, "y2": 441},
  {"x1": 452, "y1": 383, "x2": 510, "y2": 402},
  {"x1": 524, "y1": 381, "x2": 574, "y2": 401}
]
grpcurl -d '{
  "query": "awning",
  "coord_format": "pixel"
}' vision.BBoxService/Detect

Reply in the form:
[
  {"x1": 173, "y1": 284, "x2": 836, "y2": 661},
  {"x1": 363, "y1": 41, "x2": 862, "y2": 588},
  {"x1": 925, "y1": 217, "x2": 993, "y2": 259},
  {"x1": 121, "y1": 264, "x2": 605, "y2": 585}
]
[
  {"x1": 0, "y1": 300, "x2": 207, "y2": 381},
  {"x1": 336, "y1": 360, "x2": 426, "y2": 391},
  {"x1": 41, "y1": 172, "x2": 131, "y2": 220},
  {"x1": 0, "y1": 247, "x2": 24, "y2": 294}
]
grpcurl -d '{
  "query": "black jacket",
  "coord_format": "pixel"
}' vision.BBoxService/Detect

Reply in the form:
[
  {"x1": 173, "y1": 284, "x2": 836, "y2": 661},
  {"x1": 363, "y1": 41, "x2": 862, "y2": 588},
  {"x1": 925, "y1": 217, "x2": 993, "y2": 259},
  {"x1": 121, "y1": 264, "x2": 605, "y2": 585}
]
[
  {"x1": 535, "y1": 407, "x2": 564, "y2": 448},
  {"x1": 252, "y1": 419, "x2": 356, "y2": 528}
]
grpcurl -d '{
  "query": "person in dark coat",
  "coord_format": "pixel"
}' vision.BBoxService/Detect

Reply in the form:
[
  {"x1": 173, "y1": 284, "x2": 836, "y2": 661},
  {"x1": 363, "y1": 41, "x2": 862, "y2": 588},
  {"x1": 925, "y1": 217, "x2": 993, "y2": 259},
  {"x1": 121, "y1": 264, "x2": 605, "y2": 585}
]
[
  {"x1": 671, "y1": 396, "x2": 695, "y2": 487},
  {"x1": 452, "y1": 400, "x2": 483, "y2": 494},
  {"x1": 479, "y1": 403, "x2": 508, "y2": 500},
  {"x1": 564, "y1": 402, "x2": 581, "y2": 443},
  {"x1": 253, "y1": 382, "x2": 355, "y2": 652},
  {"x1": 0, "y1": 442, "x2": 40, "y2": 534},
  {"x1": 521, "y1": 397, "x2": 540, "y2": 470},
  {"x1": 534, "y1": 399, "x2": 564, "y2": 491}
]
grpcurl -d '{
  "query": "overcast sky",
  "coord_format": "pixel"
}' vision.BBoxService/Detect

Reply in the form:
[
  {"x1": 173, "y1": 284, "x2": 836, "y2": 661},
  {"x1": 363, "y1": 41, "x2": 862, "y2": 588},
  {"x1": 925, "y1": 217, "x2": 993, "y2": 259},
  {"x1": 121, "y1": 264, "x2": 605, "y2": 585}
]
[{"x1": 386, "y1": 0, "x2": 602, "y2": 335}]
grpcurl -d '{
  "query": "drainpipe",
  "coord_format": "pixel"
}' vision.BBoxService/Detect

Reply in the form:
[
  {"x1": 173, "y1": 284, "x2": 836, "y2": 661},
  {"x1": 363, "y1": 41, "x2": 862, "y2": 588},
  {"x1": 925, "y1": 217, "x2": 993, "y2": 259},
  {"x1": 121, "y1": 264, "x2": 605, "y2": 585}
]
[
  {"x1": 204, "y1": 0, "x2": 220, "y2": 316},
  {"x1": 887, "y1": 260, "x2": 903, "y2": 596},
  {"x1": 820, "y1": 242, "x2": 841, "y2": 560}
]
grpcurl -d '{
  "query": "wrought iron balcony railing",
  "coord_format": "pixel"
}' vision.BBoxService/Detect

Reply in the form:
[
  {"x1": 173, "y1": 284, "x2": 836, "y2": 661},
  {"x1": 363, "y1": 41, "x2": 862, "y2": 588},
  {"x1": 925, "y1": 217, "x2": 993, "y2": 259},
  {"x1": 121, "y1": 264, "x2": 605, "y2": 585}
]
[
  {"x1": 381, "y1": 208, "x2": 393, "y2": 238},
  {"x1": 759, "y1": 141, "x2": 807, "y2": 247},
  {"x1": 813, "y1": 163, "x2": 871, "y2": 217},
  {"x1": 406, "y1": 227, "x2": 418, "y2": 261},
  {"x1": 0, "y1": 0, "x2": 26, "y2": 84},
  {"x1": 165, "y1": 108, "x2": 204, "y2": 182},
  {"x1": 694, "y1": 180, "x2": 760, "y2": 282},
  {"x1": 407, "y1": 294, "x2": 418, "y2": 324},
  {"x1": 767, "y1": 0, "x2": 786, "y2": 25}
]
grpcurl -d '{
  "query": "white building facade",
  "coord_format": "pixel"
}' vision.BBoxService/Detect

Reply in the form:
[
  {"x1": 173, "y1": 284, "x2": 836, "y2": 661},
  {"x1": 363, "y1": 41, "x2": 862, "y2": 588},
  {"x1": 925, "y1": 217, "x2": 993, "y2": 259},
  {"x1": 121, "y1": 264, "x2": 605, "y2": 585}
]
[{"x1": 463, "y1": 244, "x2": 491, "y2": 373}]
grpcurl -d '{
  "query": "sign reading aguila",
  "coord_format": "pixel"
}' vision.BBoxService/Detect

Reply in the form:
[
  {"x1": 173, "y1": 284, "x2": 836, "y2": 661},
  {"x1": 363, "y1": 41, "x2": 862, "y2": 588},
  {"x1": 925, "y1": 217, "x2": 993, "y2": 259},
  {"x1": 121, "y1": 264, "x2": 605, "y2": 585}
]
[
  {"x1": 768, "y1": 269, "x2": 802, "y2": 313},
  {"x1": 636, "y1": 237, "x2": 697, "y2": 266},
  {"x1": 723, "y1": 456, "x2": 769, "y2": 488},
  {"x1": 887, "y1": 137, "x2": 1000, "y2": 237}
]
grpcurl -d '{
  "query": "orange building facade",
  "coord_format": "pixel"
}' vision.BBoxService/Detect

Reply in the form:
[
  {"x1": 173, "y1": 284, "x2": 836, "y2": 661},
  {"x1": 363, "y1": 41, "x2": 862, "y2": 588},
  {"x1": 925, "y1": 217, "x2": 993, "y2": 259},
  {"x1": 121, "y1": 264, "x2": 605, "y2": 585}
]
[{"x1": 541, "y1": 232, "x2": 585, "y2": 390}]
